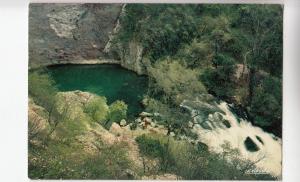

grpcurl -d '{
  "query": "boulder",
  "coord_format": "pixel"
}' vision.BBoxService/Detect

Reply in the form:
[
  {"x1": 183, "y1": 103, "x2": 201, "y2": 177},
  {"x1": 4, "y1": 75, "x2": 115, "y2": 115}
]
[
  {"x1": 135, "y1": 118, "x2": 142, "y2": 123},
  {"x1": 150, "y1": 122, "x2": 156, "y2": 127},
  {"x1": 109, "y1": 122, "x2": 122, "y2": 136},
  {"x1": 244, "y1": 136, "x2": 260, "y2": 152},
  {"x1": 141, "y1": 117, "x2": 152, "y2": 129},
  {"x1": 139, "y1": 111, "x2": 153, "y2": 118},
  {"x1": 120, "y1": 119, "x2": 127, "y2": 127}
]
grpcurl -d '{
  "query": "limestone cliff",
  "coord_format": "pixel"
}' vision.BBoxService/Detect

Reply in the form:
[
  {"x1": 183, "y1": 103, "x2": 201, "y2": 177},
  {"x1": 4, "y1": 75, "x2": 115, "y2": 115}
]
[
  {"x1": 29, "y1": 3, "x2": 147, "y2": 75},
  {"x1": 117, "y1": 41, "x2": 148, "y2": 75},
  {"x1": 29, "y1": 4, "x2": 122, "y2": 67}
]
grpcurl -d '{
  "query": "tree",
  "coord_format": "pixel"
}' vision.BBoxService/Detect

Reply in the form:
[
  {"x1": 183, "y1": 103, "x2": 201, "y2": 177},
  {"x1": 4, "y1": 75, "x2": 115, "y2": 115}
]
[
  {"x1": 250, "y1": 76, "x2": 282, "y2": 135},
  {"x1": 29, "y1": 71, "x2": 58, "y2": 111},
  {"x1": 176, "y1": 39, "x2": 213, "y2": 69},
  {"x1": 148, "y1": 59, "x2": 207, "y2": 104},
  {"x1": 29, "y1": 71, "x2": 66, "y2": 139},
  {"x1": 235, "y1": 5, "x2": 283, "y2": 104},
  {"x1": 145, "y1": 97, "x2": 190, "y2": 136},
  {"x1": 118, "y1": 4, "x2": 199, "y2": 61},
  {"x1": 202, "y1": 54, "x2": 237, "y2": 99},
  {"x1": 106, "y1": 100, "x2": 128, "y2": 125}
]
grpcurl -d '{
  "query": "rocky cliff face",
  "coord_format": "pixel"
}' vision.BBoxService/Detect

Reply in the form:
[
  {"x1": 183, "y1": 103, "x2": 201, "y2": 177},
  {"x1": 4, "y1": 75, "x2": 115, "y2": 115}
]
[
  {"x1": 117, "y1": 41, "x2": 148, "y2": 75},
  {"x1": 29, "y1": 4, "x2": 122, "y2": 68},
  {"x1": 29, "y1": 3, "x2": 147, "y2": 75}
]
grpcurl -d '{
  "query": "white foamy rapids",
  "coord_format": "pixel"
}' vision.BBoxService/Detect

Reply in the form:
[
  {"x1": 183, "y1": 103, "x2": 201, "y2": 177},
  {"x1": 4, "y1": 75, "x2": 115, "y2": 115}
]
[{"x1": 190, "y1": 102, "x2": 282, "y2": 178}]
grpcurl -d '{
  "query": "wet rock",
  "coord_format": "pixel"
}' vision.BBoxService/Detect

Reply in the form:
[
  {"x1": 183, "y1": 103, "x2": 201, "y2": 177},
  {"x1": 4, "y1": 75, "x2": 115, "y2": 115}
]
[
  {"x1": 222, "y1": 120, "x2": 231, "y2": 128},
  {"x1": 197, "y1": 142, "x2": 209, "y2": 151},
  {"x1": 244, "y1": 137, "x2": 260, "y2": 152},
  {"x1": 256, "y1": 135, "x2": 264, "y2": 145},
  {"x1": 200, "y1": 121, "x2": 213, "y2": 130}
]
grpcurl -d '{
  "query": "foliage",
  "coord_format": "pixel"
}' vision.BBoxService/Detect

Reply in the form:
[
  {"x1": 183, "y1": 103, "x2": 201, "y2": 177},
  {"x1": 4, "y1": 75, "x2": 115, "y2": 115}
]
[
  {"x1": 201, "y1": 54, "x2": 237, "y2": 99},
  {"x1": 148, "y1": 59, "x2": 207, "y2": 104},
  {"x1": 176, "y1": 39, "x2": 213, "y2": 68},
  {"x1": 28, "y1": 70, "x2": 69, "y2": 139},
  {"x1": 250, "y1": 76, "x2": 282, "y2": 131},
  {"x1": 145, "y1": 97, "x2": 191, "y2": 136},
  {"x1": 136, "y1": 134, "x2": 175, "y2": 173},
  {"x1": 29, "y1": 70, "x2": 58, "y2": 110},
  {"x1": 84, "y1": 97, "x2": 109, "y2": 123},
  {"x1": 107, "y1": 100, "x2": 128, "y2": 123},
  {"x1": 118, "y1": 4, "x2": 200, "y2": 60},
  {"x1": 136, "y1": 134, "x2": 164, "y2": 158}
]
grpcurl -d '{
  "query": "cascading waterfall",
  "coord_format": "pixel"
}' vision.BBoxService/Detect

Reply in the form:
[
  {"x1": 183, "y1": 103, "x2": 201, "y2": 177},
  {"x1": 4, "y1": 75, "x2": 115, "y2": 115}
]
[{"x1": 181, "y1": 96, "x2": 282, "y2": 178}]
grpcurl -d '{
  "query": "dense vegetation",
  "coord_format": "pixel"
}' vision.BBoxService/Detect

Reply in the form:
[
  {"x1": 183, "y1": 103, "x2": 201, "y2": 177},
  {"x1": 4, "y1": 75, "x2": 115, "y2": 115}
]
[{"x1": 117, "y1": 4, "x2": 283, "y2": 136}]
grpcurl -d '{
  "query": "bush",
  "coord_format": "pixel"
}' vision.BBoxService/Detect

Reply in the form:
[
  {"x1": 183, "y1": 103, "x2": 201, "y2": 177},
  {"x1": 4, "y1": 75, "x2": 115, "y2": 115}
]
[
  {"x1": 148, "y1": 59, "x2": 207, "y2": 104},
  {"x1": 201, "y1": 54, "x2": 236, "y2": 99},
  {"x1": 107, "y1": 100, "x2": 128, "y2": 123},
  {"x1": 29, "y1": 70, "x2": 58, "y2": 110},
  {"x1": 136, "y1": 134, "x2": 175, "y2": 173},
  {"x1": 250, "y1": 76, "x2": 282, "y2": 134},
  {"x1": 136, "y1": 134, "x2": 164, "y2": 158},
  {"x1": 84, "y1": 97, "x2": 109, "y2": 123}
]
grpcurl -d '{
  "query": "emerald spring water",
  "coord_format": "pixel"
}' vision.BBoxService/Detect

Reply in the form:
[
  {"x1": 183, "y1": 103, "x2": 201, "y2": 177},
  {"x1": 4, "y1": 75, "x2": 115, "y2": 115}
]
[{"x1": 48, "y1": 64, "x2": 148, "y2": 118}]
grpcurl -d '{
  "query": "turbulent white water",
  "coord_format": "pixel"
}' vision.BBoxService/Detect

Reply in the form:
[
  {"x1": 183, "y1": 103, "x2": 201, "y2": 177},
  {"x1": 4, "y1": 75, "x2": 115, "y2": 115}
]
[{"x1": 182, "y1": 100, "x2": 282, "y2": 178}]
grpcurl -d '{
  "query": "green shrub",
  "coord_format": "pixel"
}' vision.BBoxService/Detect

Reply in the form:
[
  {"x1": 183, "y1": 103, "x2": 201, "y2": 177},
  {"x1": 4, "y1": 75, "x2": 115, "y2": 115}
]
[
  {"x1": 84, "y1": 97, "x2": 109, "y2": 123},
  {"x1": 148, "y1": 59, "x2": 207, "y2": 104},
  {"x1": 29, "y1": 70, "x2": 58, "y2": 110},
  {"x1": 107, "y1": 100, "x2": 128, "y2": 123},
  {"x1": 201, "y1": 54, "x2": 236, "y2": 99},
  {"x1": 136, "y1": 134, "x2": 164, "y2": 158}
]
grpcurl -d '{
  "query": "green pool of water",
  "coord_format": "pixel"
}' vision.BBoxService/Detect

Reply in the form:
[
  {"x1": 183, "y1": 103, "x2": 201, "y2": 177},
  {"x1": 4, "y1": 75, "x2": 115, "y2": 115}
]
[{"x1": 48, "y1": 64, "x2": 148, "y2": 118}]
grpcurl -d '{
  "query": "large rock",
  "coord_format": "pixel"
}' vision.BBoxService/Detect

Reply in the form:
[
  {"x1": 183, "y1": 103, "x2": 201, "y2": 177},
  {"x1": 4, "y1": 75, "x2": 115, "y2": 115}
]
[
  {"x1": 139, "y1": 111, "x2": 153, "y2": 117},
  {"x1": 109, "y1": 122, "x2": 123, "y2": 135}
]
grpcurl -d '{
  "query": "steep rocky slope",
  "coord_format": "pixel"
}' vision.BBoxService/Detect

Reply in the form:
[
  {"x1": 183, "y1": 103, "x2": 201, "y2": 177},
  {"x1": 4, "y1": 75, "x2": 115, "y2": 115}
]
[{"x1": 29, "y1": 90, "x2": 179, "y2": 179}]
